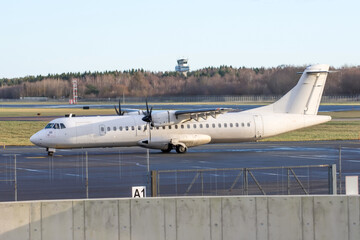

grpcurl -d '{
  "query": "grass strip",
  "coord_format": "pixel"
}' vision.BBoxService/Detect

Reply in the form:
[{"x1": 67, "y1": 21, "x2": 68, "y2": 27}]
[
  {"x1": 263, "y1": 121, "x2": 360, "y2": 142},
  {"x1": 0, "y1": 121, "x2": 47, "y2": 146}
]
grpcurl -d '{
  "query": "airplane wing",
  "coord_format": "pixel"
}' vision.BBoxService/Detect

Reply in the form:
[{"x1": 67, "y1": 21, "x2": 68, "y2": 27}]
[{"x1": 174, "y1": 108, "x2": 233, "y2": 121}]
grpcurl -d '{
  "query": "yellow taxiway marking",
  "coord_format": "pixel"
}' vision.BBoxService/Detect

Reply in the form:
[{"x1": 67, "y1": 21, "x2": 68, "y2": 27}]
[{"x1": 26, "y1": 157, "x2": 46, "y2": 159}]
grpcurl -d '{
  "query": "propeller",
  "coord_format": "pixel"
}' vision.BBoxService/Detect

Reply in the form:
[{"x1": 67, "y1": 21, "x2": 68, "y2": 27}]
[
  {"x1": 142, "y1": 99, "x2": 153, "y2": 124},
  {"x1": 114, "y1": 99, "x2": 124, "y2": 116},
  {"x1": 142, "y1": 99, "x2": 153, "y2": 141}
]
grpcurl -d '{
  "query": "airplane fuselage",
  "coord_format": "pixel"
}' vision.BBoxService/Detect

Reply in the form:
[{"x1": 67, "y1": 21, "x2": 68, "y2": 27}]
[
  {"x1": 30, "y1": 64, "x2": 333, "y2": 155},
  {"x1": 30, "y1": 111, "x2": 330, "y2": 150}
]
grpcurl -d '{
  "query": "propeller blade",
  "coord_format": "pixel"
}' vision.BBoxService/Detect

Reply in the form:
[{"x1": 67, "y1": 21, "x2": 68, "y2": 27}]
[
  {"x1": 115, "y1": 99, "x2": 125, "y2": 116},
  {"x1": 142, "y1": 99, "x2": 153, "y2": 123},
  {"x1": 114, "y1": 105, "x2": 120, "y2": 115},
  {"x1": 118, "y1": 99, "x2": 122, "y2": 115},
  {"x1": 148, "y1": 123, "x2": 151, "y2": 141},
  {"x1": 146, "y1": 99, "x2": 149, "y2": 114}
]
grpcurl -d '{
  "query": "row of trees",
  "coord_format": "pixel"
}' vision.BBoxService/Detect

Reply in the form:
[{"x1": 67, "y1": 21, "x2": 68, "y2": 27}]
[{"x1": 1, "y1": 66, "x2": 360, "y2": 99}]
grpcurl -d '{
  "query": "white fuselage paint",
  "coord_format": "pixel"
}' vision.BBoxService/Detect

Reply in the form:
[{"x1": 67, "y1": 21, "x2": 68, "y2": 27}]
[{"x1": 30, "y1": 111, "x2": 331, "y2": 149}]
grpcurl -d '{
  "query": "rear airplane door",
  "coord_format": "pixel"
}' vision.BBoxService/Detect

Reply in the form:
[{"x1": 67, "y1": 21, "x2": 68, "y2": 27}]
[{"x1": 254, "y1": 115, "x2": 263, "y2": 139}]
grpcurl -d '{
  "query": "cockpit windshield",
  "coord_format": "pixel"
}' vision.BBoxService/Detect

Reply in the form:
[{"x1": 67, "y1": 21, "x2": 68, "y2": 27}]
[{"x1": 45, "y1": 123, "x2": 66, "y2": 129}]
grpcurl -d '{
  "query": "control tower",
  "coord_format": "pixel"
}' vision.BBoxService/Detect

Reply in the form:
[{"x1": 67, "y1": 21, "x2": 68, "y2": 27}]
[{"x1": 175, "y1": 58, "x2": 190, "y2": 76}]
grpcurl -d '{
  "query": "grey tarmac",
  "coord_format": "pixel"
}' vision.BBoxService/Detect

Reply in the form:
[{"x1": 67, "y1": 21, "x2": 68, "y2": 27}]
[{"x1": 0, "y1": 140, "x2": 359, "y2": 201}]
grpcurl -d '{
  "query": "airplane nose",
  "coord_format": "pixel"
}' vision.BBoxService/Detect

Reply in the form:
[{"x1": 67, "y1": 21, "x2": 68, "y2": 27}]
[{"x1": 30, "y1": 132, "x2": 42, "y2": 145}]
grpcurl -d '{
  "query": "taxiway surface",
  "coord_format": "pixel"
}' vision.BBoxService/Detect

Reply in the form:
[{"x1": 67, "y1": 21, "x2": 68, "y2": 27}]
[{"x1": 1, "y1": 140, "x2": 359, "y2": 201}]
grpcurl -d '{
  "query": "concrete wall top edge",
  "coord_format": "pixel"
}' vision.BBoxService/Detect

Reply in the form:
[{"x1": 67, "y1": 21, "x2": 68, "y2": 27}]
[{"x1": 1, "y1": 195, "x2": 359, "y2": 205}]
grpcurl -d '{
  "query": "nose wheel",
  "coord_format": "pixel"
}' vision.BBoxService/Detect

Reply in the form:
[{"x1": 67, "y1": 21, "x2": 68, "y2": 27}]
[{"x1": 46, "y1": 148, "x2": 56, "y2": 156}]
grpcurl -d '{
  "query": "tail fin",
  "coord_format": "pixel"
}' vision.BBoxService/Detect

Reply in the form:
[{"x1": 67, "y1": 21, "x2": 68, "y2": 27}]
[{"x1": 250, "y1": 64, "x2": 329, "y2": 115}]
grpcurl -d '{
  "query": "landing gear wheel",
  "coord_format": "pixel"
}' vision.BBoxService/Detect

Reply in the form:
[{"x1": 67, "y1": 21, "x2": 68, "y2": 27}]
[
  {"x1": 46, "y1": 148, "x2": 56, "y2": 156},
  {"x1": 161, "y1": 144, "x2": 172, "y2": 153},
  {"x1": 175, "y1": 145, "x2": 187, "y2": 154}
]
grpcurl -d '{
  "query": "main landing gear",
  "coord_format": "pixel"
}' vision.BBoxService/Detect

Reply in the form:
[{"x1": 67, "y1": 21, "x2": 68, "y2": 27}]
[
  {"x1": 161, "y1": 144, "x2": 188, "y2": 154},
  {"x1": 161, "y1": 144, "x2": 172, "y2": 153},
  {"x1": 175, "y1": 144, "x2": 187, "y2": 154}
]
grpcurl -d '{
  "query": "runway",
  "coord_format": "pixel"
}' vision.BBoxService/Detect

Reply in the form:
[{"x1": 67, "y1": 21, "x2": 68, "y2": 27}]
[{"x1": 1, "y1": 140, "x2": 359, "y2": 201}]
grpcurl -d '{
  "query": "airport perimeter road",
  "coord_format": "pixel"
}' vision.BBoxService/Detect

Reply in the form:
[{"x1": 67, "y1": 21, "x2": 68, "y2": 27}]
[{"x1": 0, "y1": 140, "x2": 359, "y2": 201}]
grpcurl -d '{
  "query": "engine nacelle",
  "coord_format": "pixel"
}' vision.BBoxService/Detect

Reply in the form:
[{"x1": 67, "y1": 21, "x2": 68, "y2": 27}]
[
  {"x1": 137, "y1": 137, "x2": 171, "y2": 150},
  {"x1": 151, "y1": 110, "x2": 178, "y2": 127}
]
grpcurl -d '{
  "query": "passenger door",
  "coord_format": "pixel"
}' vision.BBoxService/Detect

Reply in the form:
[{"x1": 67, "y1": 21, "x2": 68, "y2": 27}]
[{"x1": 253, "y1": 115, "x2": 263, "y2": 139}]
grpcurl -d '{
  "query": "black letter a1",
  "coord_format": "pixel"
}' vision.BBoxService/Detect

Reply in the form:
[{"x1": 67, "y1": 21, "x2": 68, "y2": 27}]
[{"x1": 134, "y1": 189, "x2": 141, "y2": 198}]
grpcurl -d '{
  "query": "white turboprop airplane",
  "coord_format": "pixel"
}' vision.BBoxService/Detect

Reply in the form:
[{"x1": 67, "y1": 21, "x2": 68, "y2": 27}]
[{"x1": 30, "y1": 64, "x2": 332, "y2": 156}]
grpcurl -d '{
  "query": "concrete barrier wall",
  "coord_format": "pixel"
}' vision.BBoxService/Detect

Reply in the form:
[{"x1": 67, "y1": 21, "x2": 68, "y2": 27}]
[{"x1": 0, "y1": 196, "x2": 359, "y2": 240}]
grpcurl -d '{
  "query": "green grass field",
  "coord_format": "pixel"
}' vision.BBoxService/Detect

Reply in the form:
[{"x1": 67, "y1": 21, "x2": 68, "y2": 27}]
[
  {"x1": 264, "y1": 121, "x2": 360, "y2": 142},
  {"x1": 0, "y1": 121, "x2": 47, "y2": 146}
]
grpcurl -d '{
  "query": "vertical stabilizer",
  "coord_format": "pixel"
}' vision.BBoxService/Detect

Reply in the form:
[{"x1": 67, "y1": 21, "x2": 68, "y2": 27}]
[{"x1": 249, "y1": 64, "x2": 329, "y2": 115}]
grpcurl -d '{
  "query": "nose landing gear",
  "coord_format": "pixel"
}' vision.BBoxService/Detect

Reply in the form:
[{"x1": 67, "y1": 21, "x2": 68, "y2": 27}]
[{"x1": 46, "y1": 148, "x2": 56, "y2": 156}]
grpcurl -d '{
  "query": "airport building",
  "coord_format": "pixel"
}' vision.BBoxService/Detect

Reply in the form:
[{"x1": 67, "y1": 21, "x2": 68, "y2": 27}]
[{"x1": 175, "y1": 58, "x2": 190, "y2": 76}]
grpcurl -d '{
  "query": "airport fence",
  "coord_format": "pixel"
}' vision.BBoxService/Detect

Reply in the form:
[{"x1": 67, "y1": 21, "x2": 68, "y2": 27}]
[
  {"x1": 0, "y1": 155, "x2": 17, "y2": 201},
  {"x1": 151, "y1": 164, "x2": 337, "y2": 197}
]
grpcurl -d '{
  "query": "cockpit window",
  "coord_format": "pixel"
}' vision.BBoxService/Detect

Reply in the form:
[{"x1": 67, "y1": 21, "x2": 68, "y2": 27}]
[
  {"x1": 45, "y1": 123, "x2": 66, "y2": 129},
  {"x1": 45, "y1": 123, "x2": 54, "y2": 129}
]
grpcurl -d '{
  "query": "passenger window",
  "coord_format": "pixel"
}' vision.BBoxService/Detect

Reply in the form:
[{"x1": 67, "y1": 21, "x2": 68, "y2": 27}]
[
  {"x1": 138, "y1": 126, "x2": 141, "y2": 130},
  {"x1": 193, "y1": 124, "x2": 197, "y2": 129},
  {"x1": 247, "y1": 123, "x2": 251, "y2": 127},
  {"x1": 235, "y1": 123, "x2": 239, "y2": 127},
  {"x1": 241, "y1": 123, "x2": 245, "y2": 127},
  {"x1": 181, "y1": 125, "x2": 184, "y2": 129},
  {"x1": 101, "y1": 127, "x2": 105, "y2": 132},
  {"x1": 206, "y1": 124, "x2": 209, "y2": 128},
  {"x1": 162, "y1": 126, "x2": 166, "y2": 130},
  {"x1": 187, "y1": 124, "x2": 190, "y2": 129},
  {"x1": 224, "y1": 123, "x2": 227, "y2": 128},
  {"x1": 107, "y1": 127, "x2": 111, "y2": 131},
  {"x1": 169, "y1": 126, "x2": 172, "y2": 129},
  {"x1": 200, "y1": 124, "x2": 203, "y2": 128},
  {"x1": 125, "y1": 126, "x2": 129, "y2": 131},
  {"x1": 131, "y1": 126, "x2": 135, "y2": 131},
  {"x1": 212, "y1": 123, "x2": 215, "y2": 128},
  {"x1": 175, "y1": 125, "x2": 178, "y2": 129},
  {"x1": 113, "y1": 126, "x2": 117, "y2": 131},
  {"x1": 60, "y1": 123, "x2": 66, "y2": 129},
  {"x1": 218, "y1": 123, "x2": 221, "y2": 128},
  {"x1": 230, "y1": 123, "x2": 233, "y2": 128},
  {"x1": 119, "y1": 126, "x2": 123, "y2": 131},
  {"x1": 156, "y1": 127, "x2": 159, "y2": 130}
]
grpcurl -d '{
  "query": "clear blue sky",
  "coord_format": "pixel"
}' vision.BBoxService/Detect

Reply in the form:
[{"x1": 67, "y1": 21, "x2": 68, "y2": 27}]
[{"x1": 1, "y1": 0, "x2": 359, "y2": 78}]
